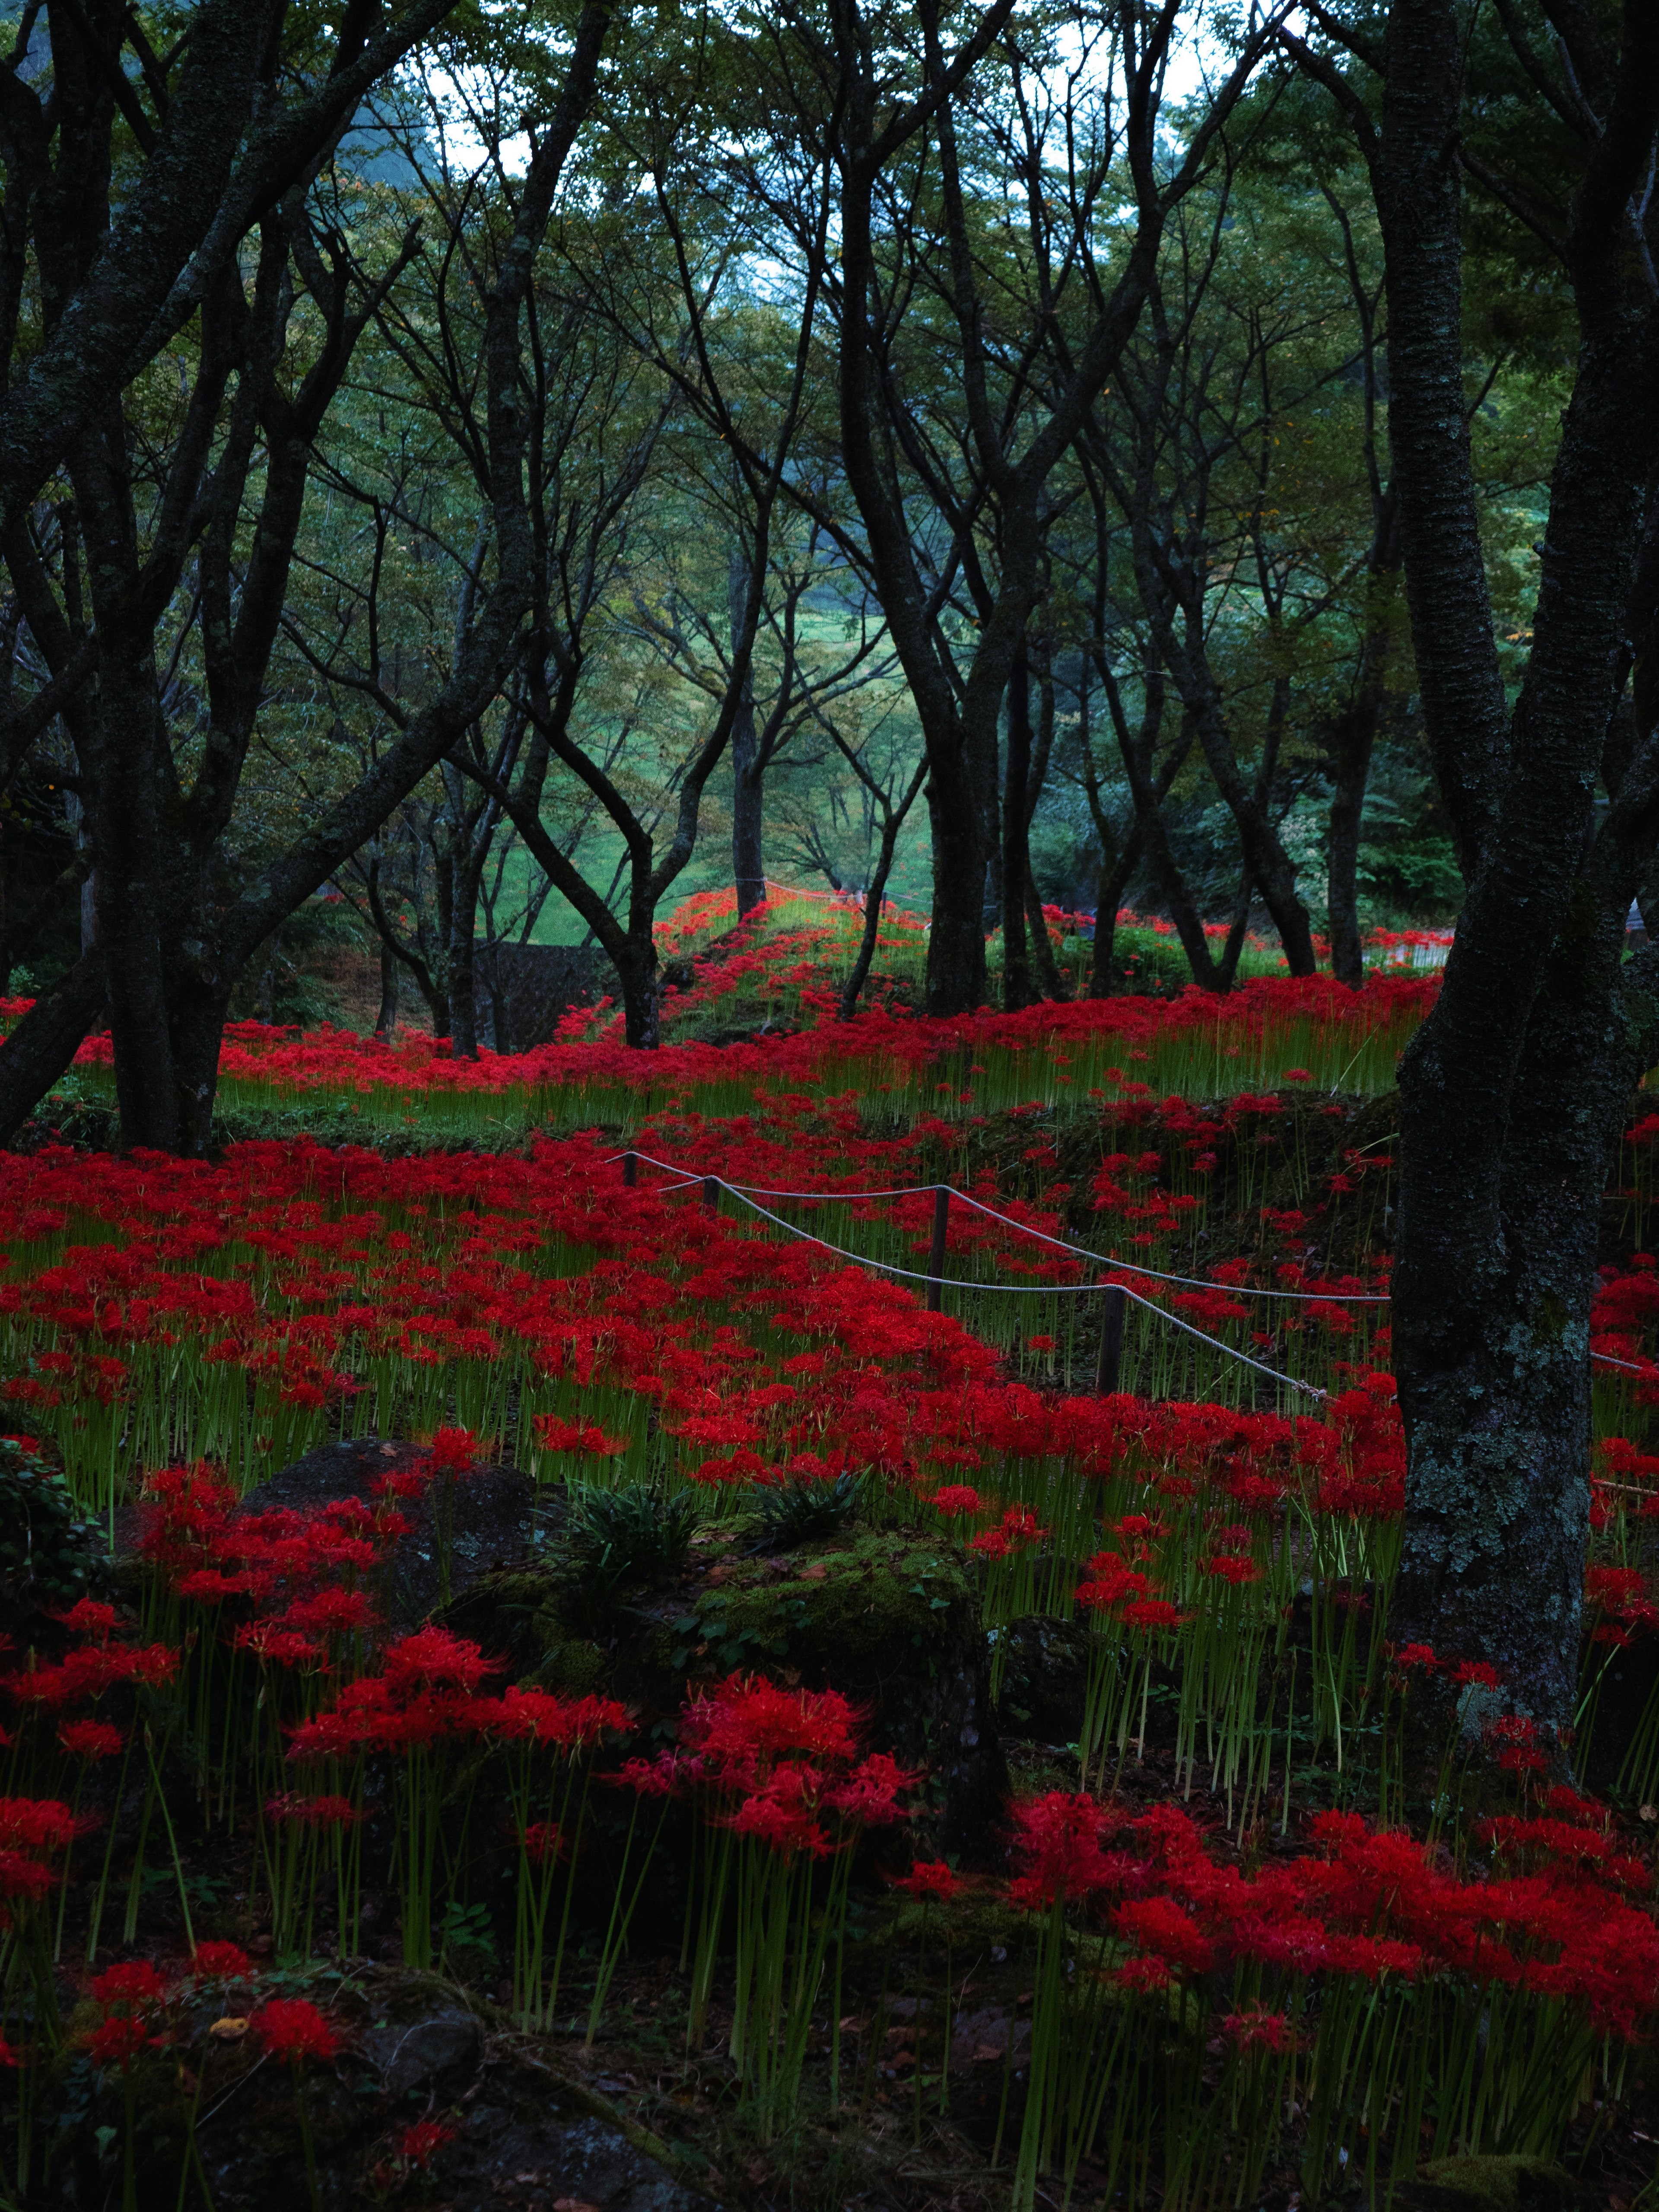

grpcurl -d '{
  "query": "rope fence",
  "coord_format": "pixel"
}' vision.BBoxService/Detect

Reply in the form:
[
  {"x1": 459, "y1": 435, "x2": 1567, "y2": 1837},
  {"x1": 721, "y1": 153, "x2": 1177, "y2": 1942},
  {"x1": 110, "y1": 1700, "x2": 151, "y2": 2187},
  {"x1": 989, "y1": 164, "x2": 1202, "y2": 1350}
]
[{"x1": 606, "y1": 1149, "x2": 1654, "y2": 1406}]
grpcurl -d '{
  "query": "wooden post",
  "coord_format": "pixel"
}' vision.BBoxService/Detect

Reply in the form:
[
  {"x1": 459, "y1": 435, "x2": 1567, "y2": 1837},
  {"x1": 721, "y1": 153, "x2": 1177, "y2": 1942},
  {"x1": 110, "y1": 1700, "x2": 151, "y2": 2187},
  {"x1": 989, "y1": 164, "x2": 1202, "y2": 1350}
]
[
  {"x1": 927, "y1": 1186, "x2": 950, "y2": 1312},
  {"x1": 623, "y1": 1150, "x2": 637, "y2": 1187},
  {"x1": 703, "y1": 1176, "x2": 720, "y2": 1211},
  {"x1": 1095, "y1": 1284, "x2": 1127, "y2": 1395}
]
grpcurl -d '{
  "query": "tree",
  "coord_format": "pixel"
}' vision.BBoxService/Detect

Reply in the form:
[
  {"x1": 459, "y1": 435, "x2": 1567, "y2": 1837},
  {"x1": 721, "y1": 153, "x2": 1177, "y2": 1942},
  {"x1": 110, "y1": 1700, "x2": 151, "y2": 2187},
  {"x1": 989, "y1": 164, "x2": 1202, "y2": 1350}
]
[
  {"x1": 1297, "y1": 0, "x2": 1659, "y2": 1739},
  {"x1": 0, "y1": 0, "x2": 612, "y2": 1150}
]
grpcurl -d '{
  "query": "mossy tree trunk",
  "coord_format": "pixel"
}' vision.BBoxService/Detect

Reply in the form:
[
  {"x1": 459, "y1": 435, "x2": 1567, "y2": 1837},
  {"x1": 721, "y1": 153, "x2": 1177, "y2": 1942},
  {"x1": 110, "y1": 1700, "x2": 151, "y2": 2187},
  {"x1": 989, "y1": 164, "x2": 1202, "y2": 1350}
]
[{"x1": 1368, "y1": 0, "x2": 1659, "y2": 1739}]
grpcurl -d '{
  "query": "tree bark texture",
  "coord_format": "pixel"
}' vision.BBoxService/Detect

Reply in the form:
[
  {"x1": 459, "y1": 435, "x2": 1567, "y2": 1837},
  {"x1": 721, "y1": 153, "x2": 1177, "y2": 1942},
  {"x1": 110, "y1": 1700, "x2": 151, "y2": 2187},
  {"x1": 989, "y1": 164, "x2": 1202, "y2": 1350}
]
[
  {"x1": 728, "y1": 547, "x2": 766, "y2": 916},
  {"x1": 1381, "y1": 0, "x2": 1659, "y2": 1738}
]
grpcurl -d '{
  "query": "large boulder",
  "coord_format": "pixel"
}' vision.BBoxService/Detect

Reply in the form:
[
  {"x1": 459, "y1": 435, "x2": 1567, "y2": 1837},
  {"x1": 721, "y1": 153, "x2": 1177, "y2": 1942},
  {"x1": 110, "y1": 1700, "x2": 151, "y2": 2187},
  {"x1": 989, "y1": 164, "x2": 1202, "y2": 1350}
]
[
  {"x1": 51, "y1": 1965, "x2": 715, "y2": 2212},
  {"x1": 239, "y1": 1436, "x2": 537, "y2": 1627},
  {"x1": 441, "y1": 1521, "x2": 1008, "y2": 1861}
]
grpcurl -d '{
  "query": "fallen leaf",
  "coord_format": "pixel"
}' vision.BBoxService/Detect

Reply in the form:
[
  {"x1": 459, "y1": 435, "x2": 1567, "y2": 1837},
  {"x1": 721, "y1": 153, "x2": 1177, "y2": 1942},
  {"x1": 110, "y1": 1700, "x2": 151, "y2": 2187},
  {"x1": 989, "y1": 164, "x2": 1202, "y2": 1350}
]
[
  {"x1": 553, "y1": 2199, "x2": 602, "y2": 2212},
  {"x1": 209, "y1": 2017, "x2": 248, "y2": 2041},
  {"x1": 798, "y1": 1565, "x2": 827, "y2": 1581}
]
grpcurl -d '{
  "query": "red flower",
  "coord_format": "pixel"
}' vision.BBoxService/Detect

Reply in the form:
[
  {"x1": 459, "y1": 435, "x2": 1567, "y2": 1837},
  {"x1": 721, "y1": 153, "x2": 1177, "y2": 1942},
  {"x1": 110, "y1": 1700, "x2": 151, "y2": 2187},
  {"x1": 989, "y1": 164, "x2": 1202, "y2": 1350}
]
[
  {"x1": 928, "y1": 1485, "x2": 982, "y2": 1518},
  {"x1": 90, "y1": 1960, "x2": 169, "y2": 2012},
  {"x1": 1116, "y1": 1897, "x2": 1215, "y2": 1976},
  {"x1": 1222, "y1": 2006, "x2": 1297, "y2": 2053},
  {"x1": 249, "y1": 1998, "x2": 340, "y2": 2064},
  {"x1": 893, "y1": 1859, "x2": 960, "y2": 1901},
  {"x1": 190, "y1": 1942, "x2": 254, "y2": 1983},
  {"x1": 85, "y1": 2014, "x2": 160, "y2": 2071},
  {"x1": 59, "y1": 1719, "x2": 123, "y2": 1761},
  {"x1": 1007, "y1": 1792, "x2": 1128, "y2": 1910},
  {"x1": 395, "y1": 2118, "x2": 455, "y2": 2170}
]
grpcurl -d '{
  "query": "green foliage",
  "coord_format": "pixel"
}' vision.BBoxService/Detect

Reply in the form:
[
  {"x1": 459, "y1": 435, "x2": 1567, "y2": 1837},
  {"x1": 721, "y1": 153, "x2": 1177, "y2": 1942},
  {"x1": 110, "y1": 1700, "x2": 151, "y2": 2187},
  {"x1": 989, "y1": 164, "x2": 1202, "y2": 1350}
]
[
  {"x1": 567, "y1": 1480, "x2": 699, "y2": 1595},
  {"x1": 0, "y1": 1437, "x2": 109, "y2": 1609},
  {"x1": 748, "y1": 1470, "x2": 865, "y2": 1554}
]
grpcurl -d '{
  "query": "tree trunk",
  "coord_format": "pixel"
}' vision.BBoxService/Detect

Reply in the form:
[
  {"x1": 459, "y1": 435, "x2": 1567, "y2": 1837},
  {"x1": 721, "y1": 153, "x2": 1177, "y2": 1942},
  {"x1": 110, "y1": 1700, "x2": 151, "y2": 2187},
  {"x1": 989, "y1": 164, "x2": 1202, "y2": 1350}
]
[
  {"x1": 1025, "y1": 868, "x2": 1070, "y2": 1002},
  {"x1": 1378, "y1": 0, "x2": 1659, "y2": 1741},
  {"x1": 1001, "y1": 649, "x2": 1033, "y2": 1011},
  {"x1": 924, "y1": 756, "x2": 990, "y2": 1014},
  {"x1": 447, "y1": 851, "x2": 483, "y2": 1061},
  {"x1": 0, "y1": 950, "x2": 106, "y2": 1143},
  {"x1": 729, "y1": 547, "x2": 765, "y2": 916},
  {"x1": 375, "y1": 944, "x2": 399, "y2": 1039},
  {"x1": 168, "y1": 963, "x2": 235, "y2": 1158},
  {"x1": 1325, "y1": 708, "x2": 1376, "y2": 989},
  {"x1": 88, "y1": 628, "x2": 178, "y2": 1150},
  {"x1": 1328, "y1": 542, "x2": 1401, "y2": 988},
  {"x1": 614, "y1": 938, "x2": 661, "y2": 1047},
  {"x1": 1088, "y1": 831, "x2": 1143, "y2": 998}
]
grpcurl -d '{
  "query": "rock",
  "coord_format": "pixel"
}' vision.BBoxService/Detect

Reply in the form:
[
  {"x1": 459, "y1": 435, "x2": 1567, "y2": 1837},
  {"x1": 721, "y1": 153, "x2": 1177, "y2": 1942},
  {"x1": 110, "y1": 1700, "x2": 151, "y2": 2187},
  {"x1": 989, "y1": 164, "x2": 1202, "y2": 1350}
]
[
  {"x1": 480, "y1": 942, "x2": 619, "y2": 1050},
  {"x1": 441, "y1": 1522, "x2": 1009, "y2": 1861},
  {"x1": 446, "y1": 2110, "x2": 713, "y2": 2212},
  {"x1": 362, "y1": 2005, "x2": 481, "y2": 2093},
  {"x1": 239, "y1": 1436, "x2": 536, "y2": 1625},
  {"x1": 1404, "y1": 2155, "x2": 1583, "y2": 2212},
  {"x1": 41, "y1": 1965, "x2": 712, "y2": 2212},
  {"x1": 993, "y1": 1612, "x2": 1093, "y2": 1744}
]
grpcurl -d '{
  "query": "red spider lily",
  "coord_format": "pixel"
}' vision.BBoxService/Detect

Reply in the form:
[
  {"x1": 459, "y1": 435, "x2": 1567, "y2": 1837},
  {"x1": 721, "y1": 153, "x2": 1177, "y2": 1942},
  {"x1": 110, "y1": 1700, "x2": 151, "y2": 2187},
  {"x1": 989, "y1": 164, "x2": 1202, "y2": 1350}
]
[
  {"x1": 532, "y1": 1412, "x2": 627, "y2": 1456},
  {"x1": 492, "y1": 1685, "x2": 629, "y2": 1748},
  {"x1": 90, "y1": 1960, "x2": 170, "y2": 2012},
  {"x1": 1115, "y1": 1955, "x2": 1173, "y2": 1993},
  {"x1": 680, "y1": 1674, "x2": 863, "y2": 1777},
  {"x1": 893, "y1": 1859, "x2": 960, "y2": 1901},
  {"x1": 524, "y1": 1820, "x2": 565, "y2": 1865},
  {"x1": 189, "y1": 1942, "x2": 254, "y2": 1983},
  {"x1": 58, "y1": 1719, "x2": 124, "y2": 1760},
  {"x1": 0, "y1": 1796, "x2": 79, "y2": 1854},
  {"x1": 1484, "y1": 1713, "x2": 1550, "y2": 1774},
  {"x1": 84, "y1": 2014, "x2": 162, "y2": 2071},
  {"x1": 1116, "y1": 1897, "x2": 1216, "y2": 1977},
  {"x1": 0, "y1": 1852, "x2": 58, "y2": 1905},
  {"x1": 378, "y1": 1627, "x2": 496, "y2": 1698},
  {"x1": 0, "y1": 2032, "x2": 19, "y2": 2066},
  {"x1": 1221, "y1": 2007, "x2": 1297, "y2": 2053},
  {"x1": 970, "y1": 1506, "x2": 1048, "y2": 1560},
  {"x1": 53, "y1": 1599, "x2": 121, "y2": 1640},
  {"x1": 928, "y1": 1484, "x2": 983, "y2": 1517},
  {"x1": 280, "y1": 1589, "x2": 374, "y2": 1639},
  {"x1": 234, "y1": 1624, "x2": 324, "y2": 1670},
  {"x1": 725, "y1": 1770, "x2": 835, "y2": 1858},
  {"x1": 265, "y1": 1792, "x2": 362, "y2": 1830},
  {"x1": 427, "y1": 1426, "x2": 478, "y2": 1473},
  {"x1": 1007, "y1": 1793, "x2": 1131, "y2": 1910},
  {"x1": 7, "y1": 1640, "x2": 178, "y2": 1707},
  {"x1": 248, "y1": 1998, "x2": 340, "y2": 2063},
  {"x1": 395, "y1": 2118, "x2": 455, "y2": 2169},
  {"x1": 823, "y1": 1751, "x2": 922, "y2": 1826}
]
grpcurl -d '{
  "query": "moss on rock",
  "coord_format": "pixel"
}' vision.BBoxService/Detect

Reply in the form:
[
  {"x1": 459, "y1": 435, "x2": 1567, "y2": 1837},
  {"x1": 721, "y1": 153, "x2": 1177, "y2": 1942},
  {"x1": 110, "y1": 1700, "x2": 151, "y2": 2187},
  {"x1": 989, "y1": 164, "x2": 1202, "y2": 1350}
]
[{"x1": 442, "y1": 1519, "x2": 1007, "y2": 1859}]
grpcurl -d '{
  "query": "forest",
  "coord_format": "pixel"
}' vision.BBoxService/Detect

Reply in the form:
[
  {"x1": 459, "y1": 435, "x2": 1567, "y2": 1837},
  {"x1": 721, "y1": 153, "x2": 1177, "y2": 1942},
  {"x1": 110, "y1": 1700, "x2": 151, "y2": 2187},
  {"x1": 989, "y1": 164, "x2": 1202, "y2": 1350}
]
[
  {"x1": 0, "y1": 0, "x2": 1550, "y2": 1115},
  {"x1": 2, "y1": 2, "x2": 1659, "y2": 2209}
]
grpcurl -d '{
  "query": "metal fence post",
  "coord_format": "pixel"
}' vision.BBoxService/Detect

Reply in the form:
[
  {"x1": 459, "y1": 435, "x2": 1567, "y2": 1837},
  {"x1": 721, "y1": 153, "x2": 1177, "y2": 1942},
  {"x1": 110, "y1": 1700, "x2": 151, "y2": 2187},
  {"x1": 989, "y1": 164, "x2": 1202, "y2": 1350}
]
[
  {"x1": 623, "y1": 1150, "x2": 637, "y2": 1187},
  {"x1": 703, "y1": 1176, "x2": 720, "y2": 1211},
  {"x1": 1096, "y1": 1284, "x2": 1127, "y2": 1394},
  {"x1": 926, "y1": 1187, "x2": 950, "y2": 1312}
]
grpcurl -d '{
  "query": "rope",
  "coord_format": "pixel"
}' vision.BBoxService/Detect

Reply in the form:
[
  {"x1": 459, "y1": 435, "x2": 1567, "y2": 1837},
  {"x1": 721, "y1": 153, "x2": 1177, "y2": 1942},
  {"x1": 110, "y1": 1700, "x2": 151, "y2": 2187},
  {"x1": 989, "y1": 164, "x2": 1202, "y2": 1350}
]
[
  {"x1": 1116, "y1": 1284, "x2": 1327, "y2": 1402},
  {"x1": 632, "y1": 1174, "x2": 1330, "y2": 1403},
  {"x1": 610, "y1": 1149, "x2": 1388, "y2": 1303}
]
